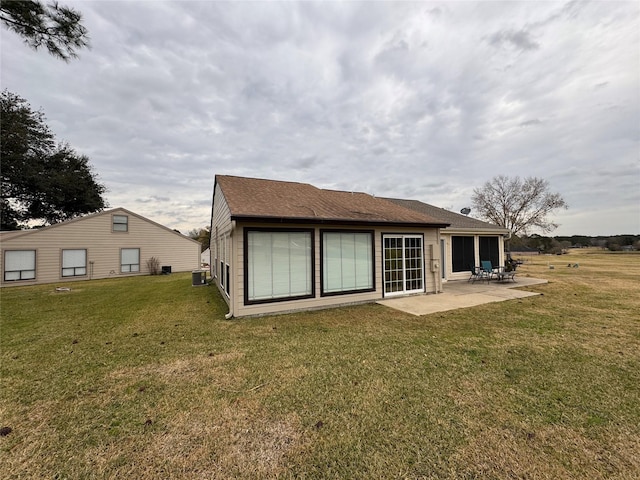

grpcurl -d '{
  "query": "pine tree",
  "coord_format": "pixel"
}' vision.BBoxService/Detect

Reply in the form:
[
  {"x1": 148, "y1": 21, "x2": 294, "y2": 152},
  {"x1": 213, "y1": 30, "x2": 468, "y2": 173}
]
[{"x1": 0, "y1": 0, "x2": 89, "y2": 61}]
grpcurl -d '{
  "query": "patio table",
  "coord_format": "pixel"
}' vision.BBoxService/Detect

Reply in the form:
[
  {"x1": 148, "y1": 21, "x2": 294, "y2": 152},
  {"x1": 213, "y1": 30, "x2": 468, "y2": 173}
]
[{"x1": 494, "y1": 266, "x2": 517, "y2": 282}]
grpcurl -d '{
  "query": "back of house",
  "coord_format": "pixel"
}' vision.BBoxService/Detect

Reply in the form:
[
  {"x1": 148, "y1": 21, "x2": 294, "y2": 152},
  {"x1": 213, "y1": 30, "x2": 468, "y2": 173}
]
[{"x1": 210, "y1": 175, "x2": 450, "y2": 318}]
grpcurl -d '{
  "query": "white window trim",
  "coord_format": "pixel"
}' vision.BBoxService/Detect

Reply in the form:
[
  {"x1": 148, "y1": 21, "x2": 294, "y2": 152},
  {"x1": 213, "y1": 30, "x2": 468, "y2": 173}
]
[{"x1": 383, "y1": 234, "x2": 425, "y2": 297}]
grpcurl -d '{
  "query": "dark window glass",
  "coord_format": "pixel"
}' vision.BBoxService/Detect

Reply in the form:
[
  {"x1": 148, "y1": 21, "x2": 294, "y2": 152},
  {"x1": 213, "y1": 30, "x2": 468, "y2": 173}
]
[{"x1": 452, "y1": 236, "x2": 475, "y2": 272}]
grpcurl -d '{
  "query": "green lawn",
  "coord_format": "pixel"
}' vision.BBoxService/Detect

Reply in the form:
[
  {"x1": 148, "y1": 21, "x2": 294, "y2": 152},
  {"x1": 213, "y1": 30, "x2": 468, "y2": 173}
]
[{"x1": 1, "y1": 250, "x2": 639, "y2": 479}]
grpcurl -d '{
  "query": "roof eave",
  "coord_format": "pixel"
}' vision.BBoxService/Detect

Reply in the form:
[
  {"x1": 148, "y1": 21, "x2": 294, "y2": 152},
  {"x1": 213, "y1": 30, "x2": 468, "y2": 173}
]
[
  {"x1": 444, "y1": 226, "x2": 510, "y2": 235},
  {"x1": 230, "y1": 214, "x2": 449, "y2": 229}
]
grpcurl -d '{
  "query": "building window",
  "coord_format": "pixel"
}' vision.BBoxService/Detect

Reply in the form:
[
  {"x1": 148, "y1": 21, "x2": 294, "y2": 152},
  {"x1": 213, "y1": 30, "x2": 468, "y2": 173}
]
[
  {"x1": 219, "y1": 234, "x2": 225, "y2": 288},
  {"x1": 4, "y1": 250, "x2": 36, "y2": 281},
  {"x1": 452, "y1": 236, "x2": 475, "y2": 272},
  {"x1": 321, "y1": 231, "x2": 374, "y2": 295},
  {"x1": 214, "y1": 227, "x2": 219, "y2": 278},
  {"x1": 62, "y1": 249, "x2": 87, "y2": 277},
  {"x1": 219, "y1": 233, "x2": 230, "y2": 297},
  {"x1": 121, "y1": 248, "x2": 140, "y2": 272},
  {"x1": 113, "y1": 215, "x2": 128, "y2": 232},
  {"x1": 479, "y1": 236, "x2": 499, "y2": 268},
  {"x1": 225, "y1": 264, "x2": 230, "y2": 296},
  {"x1": 245, "y1": 229, "x2": 314, "y2": 304}
]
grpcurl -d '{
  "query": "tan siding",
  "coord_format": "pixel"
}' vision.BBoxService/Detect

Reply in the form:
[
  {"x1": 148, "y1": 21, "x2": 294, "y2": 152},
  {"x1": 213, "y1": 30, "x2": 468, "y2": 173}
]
[
  {"x1": 231, "y1": 223, "x2": 442, "y2": 317},
  {"x1": 211, "y1": 183, "x2": 232, "y2": 234},
  {"x1": 1, "y1": 208, "x2": 200, "y2": 287},
  {"x1": 210, "y1": 183, "x2": 233, "y2": 308}
]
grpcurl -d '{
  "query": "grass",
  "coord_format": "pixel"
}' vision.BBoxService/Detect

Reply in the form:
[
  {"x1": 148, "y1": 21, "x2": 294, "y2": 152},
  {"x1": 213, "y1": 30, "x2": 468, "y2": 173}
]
[{"x1": 1, "y1": 249, "x2": 639, "y2": 479}]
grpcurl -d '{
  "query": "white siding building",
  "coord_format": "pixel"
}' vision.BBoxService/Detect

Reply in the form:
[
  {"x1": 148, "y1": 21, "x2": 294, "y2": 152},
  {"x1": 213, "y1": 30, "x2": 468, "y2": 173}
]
[{"x1": 1, "y1": 208, "x2": 201, "y2": 287}]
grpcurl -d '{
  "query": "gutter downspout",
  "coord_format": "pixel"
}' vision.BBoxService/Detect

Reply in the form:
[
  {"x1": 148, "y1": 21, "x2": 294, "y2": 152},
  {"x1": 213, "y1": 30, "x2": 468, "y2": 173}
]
[
  {"x1": 224, "y1": 220, "x2": 236, "y2": 320},
  {"x1": 503, "y1": 230, "x2": 512, "y2": 261}
]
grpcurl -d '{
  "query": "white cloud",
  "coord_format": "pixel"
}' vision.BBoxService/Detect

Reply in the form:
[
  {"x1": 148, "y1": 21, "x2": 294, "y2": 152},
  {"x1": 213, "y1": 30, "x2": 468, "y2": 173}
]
[{"x1": 1, "y1": 0, "x2": 638, "y2": 235}]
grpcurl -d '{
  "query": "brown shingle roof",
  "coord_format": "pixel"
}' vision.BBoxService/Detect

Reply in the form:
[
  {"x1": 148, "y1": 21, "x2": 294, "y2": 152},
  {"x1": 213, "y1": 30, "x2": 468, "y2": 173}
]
[
  {"x1": 215, "y1": 175, "x2": 449, "y2": 227},
  {"x1": 384, "y1": 198, "x2": 509, "y2": 232}
]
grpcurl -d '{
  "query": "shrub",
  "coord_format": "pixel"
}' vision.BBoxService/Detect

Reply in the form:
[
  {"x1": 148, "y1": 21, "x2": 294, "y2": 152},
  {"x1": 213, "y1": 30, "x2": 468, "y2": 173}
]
[{"x1": 146, "y1": 256, "x2": 160, "y2": 275}]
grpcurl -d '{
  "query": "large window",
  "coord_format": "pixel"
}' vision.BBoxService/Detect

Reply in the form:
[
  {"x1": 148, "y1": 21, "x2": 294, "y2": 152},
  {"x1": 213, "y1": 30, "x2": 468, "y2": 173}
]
[
  {"x1": 113, "y1": 215, "x2": 128, "y2": 232},
  {"x1": 62, "y1": 249, "x2": 87, "y2": 277},
  {"x1": 322, "y1": 231, "x2": 374, "y2": 295},
  {"x1": 479, "y1": 236, "x2": 499, "y2": 268},
  {"x1": 4, "y1": 250, "x2": 36, "y2": 281},
  {"x1": 452, "y1": 236, "x2": 475, "y2": 272},
  {"x1": 245, "y1": 229, "x2": 313, "y2": 304},
  {"x1": 121, "y1": 248, "x2": 140, "y2": 272}
]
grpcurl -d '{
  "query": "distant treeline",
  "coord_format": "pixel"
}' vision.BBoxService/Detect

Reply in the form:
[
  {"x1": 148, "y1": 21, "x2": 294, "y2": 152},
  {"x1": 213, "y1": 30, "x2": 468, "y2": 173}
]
[{"x1": 509, "y1": 234, "x2": 640, "y2": 254}]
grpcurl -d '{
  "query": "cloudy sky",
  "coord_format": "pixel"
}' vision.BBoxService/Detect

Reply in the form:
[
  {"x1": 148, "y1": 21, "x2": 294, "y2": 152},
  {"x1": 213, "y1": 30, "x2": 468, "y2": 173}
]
[{"x1": 2, "y1": 0, "x2": 639, "y2": 236}]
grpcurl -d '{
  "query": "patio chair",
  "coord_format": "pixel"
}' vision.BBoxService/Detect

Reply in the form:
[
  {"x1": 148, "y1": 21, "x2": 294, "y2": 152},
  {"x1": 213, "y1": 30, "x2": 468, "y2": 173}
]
[
  {"x1": 480, "y1": 260, "x2": 495, "y2": 281},
  {"x1": 469, "y1": 265, "x2": 490, "y2": 283}
]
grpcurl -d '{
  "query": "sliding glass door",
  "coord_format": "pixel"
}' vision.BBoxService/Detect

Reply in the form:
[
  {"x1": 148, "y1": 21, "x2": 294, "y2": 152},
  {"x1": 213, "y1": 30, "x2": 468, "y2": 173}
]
[{"x1": 383, "y1": 235, "x2": 424, "y2": 296}]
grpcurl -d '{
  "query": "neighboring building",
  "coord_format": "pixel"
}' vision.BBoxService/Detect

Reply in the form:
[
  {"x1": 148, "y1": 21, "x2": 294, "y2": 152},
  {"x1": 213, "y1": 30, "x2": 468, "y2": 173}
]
[
  {"x1": 384, "y1": 199, "x2": 510, "y2": 281},
  {"x1": 1, "y1": 208, "x2": 201, "y2": 287},
  {"x1": 201, "y1": 248, "x2": 211, "y2": 267},
  {"x1": 210, "y1": 175, "x2": 449, "y2": 318}
]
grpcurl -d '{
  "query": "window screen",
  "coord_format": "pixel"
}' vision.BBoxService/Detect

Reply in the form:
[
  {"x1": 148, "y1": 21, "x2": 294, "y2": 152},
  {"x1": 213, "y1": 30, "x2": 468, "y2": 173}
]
[
  {"x1": 479, "y1": 236, "x2": 499, "y2": 268},
  {"x1": 452, "y1": 236, "x2": 475, "y2": 272}
]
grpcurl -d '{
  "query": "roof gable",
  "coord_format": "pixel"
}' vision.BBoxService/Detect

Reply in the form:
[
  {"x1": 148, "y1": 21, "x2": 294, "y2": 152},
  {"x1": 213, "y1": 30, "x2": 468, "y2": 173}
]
[
  {"x1": 0, "y1": 208, "x2": 200, "y2": 244},
  {"x1": 215, "y1": 175, "x2": 449, "y2": 227}
]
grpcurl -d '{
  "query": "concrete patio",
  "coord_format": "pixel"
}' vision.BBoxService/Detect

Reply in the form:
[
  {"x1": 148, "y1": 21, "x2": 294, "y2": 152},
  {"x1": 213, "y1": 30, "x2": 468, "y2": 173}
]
[{"x1": 377, "y1": 276, "x2": 548, "y2": 316}]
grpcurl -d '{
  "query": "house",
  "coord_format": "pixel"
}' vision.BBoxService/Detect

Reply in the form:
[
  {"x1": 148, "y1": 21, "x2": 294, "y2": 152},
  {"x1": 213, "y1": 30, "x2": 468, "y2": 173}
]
[
  {"x1": 1, "y1": 208, "x2": 201, "y2": 287},
  {"x1": 201, "y1": 248, "x2": 211, "y2": 267},
  {"x1": 384, "y1": 199, "x2": 510, "y2": 281},
  {"x1": 210, "y1": 175, "x2": 449, "y2": 318}
]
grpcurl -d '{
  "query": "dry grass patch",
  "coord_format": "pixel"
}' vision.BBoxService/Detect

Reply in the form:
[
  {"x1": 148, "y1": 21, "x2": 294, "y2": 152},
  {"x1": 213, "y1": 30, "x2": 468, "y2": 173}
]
[
  {"x1": 1, "y1": 253, "x2": 639, "y2": 479},
  {"x1": 451, "y1": 423, "x2": 639, "y2": 479},
  {"x1": 86, "y1": 401, "x2": 304, "y2": 479}
]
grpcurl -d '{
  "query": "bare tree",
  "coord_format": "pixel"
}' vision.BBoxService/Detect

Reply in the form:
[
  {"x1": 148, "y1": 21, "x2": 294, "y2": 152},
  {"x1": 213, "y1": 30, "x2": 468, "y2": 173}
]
[{"x1": 471, "y1": 175, "x2": 568, "y2": 236}]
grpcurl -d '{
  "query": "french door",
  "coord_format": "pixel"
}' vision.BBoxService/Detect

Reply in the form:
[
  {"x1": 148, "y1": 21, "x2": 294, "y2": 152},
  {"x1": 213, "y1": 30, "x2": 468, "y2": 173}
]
[{"x1": 383, "y1": 235, "x2": 424, "y2": 296}]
